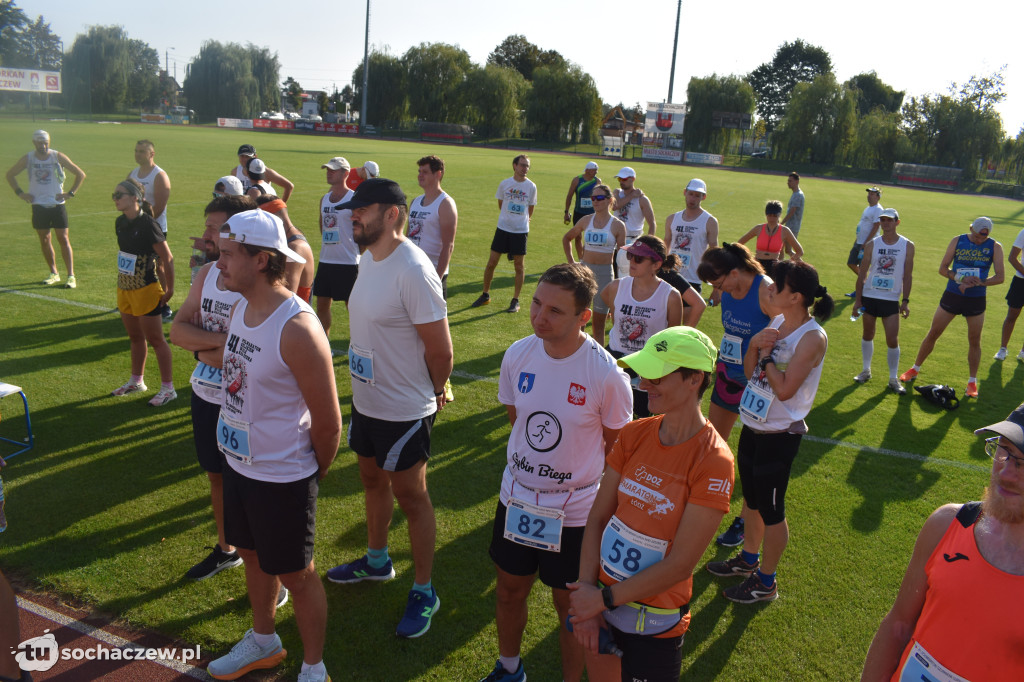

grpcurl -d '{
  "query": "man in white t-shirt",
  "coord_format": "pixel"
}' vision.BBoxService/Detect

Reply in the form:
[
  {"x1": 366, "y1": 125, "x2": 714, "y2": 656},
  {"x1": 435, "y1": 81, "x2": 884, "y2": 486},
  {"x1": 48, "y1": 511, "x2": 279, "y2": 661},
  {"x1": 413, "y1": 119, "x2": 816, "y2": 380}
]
[
  {"x1": 664, "y1": 178, "x2": 719, "y2": 293},
  {"x1": 994, "y1": 225, "x2": 1024, "y2": 361},
  {"x1": 612, "y1": 166, "x2": 657, "y2": 278},
  {"x1": 479, "y1": 263, "x2": 632, "y2": 682},
  {"x1": 408, "y1": 155, "x2": 458, "y2": 298},
  {"x1": 471, "y1": 155, "x2": 538, "y2": 313},
  {"x1": 313, "y1": 157, "x2": 359, "y2": 349},
  {"x1": 326, "y1": 179, "x2": 454, "y2": 640},
  {"x1": 846, "y1": 187, "x2": 884, "y2": 295}
]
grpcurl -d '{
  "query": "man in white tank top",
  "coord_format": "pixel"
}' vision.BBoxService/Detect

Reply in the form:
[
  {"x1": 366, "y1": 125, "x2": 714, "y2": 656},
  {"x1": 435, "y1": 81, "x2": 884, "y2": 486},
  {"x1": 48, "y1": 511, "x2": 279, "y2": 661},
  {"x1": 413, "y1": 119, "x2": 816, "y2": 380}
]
[
  {"x1": 6, "y1": 129, "x2": 86, "y2": 287},
  {"x1": 408, "y1": 155, "x2": 458, "y2": 297},
  {"x1": 853, "y1": 208, "x2": 915, "y2": 394},
  {"x1": 664, "y1": 178, "x2": 719, "y2": 293},
  {"x1": 230, "y1": 144, "x2": 294, "y2": 200},
  {"x1": 612, "y1": 167, "x2": 657, "y2": 279},
  {"x1": 313, "y1": 157, "x2": 360, "y2": 348},
  {"x1": 206, "y1": 209, "x2": 340, "y2": 682},
  {"x1": 128, "y1": 139, "x2": 171, "y2": 233}
]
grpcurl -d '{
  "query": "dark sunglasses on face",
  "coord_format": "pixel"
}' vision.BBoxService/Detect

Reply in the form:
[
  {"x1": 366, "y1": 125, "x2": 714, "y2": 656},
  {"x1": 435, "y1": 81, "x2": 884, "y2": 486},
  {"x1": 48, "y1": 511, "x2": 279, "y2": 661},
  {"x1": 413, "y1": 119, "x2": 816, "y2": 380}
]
[
  {"x1": 590, "y1": 194, "x2": 609, "y2": 202},
  {"x1": 625, "y1": 252, "x2": 647, "y2": 263},
  {"x1": 112, "y1": 192, "x2": 127, "y2": 200}
]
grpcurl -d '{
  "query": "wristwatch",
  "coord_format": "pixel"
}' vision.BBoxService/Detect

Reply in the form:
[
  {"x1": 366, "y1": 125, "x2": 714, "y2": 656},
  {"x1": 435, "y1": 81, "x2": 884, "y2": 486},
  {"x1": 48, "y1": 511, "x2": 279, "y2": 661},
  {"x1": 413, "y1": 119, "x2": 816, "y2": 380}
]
[
  {"x1": 68, "y1": 190, "x2": 76, "y2": 197},
  {"x1": 759, "y1": 356, "x2": 775, "y2": 373},
  {"x1": 601, "y1": 586, "x2": 615, "y2": 609}
]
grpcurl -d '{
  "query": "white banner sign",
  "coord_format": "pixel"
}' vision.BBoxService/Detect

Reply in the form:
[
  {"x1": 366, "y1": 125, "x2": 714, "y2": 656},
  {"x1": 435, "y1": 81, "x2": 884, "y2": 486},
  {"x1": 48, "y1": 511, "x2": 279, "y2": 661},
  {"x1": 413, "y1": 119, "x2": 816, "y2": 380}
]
[
  {"x1": 217, "y1": 118, "x2": 254, "y2": 129},
  {"x1": 644, "y1": 102, "x2": 685, "y2": 135},
  {"x1": 601, "y1": 136, "x2": 623, "y2": 158},
  {"x1": 0, "y1": 68, "x2": 61, "y2": 93},
  {"x1": 642, "y1": 147, "x2": 683, "y2": 162},
  {"x1": 684, "y1": 151, "x2": 724, "y2": 165}
]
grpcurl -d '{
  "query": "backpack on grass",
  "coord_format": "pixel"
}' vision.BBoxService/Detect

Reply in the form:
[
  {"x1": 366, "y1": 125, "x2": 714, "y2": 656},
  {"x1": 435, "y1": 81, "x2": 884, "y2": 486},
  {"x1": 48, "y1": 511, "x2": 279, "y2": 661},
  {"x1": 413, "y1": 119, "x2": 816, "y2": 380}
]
[{"x1": 913, "y1": 384, "x2": 959, "y2": 410}]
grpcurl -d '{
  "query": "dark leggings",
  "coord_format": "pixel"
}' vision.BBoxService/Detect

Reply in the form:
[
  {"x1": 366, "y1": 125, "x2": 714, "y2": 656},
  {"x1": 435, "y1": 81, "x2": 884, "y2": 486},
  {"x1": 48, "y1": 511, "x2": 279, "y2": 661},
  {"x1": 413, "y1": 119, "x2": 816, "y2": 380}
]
[{"x1": 737, "y1": 426, "x2": 802, "y2": 526}]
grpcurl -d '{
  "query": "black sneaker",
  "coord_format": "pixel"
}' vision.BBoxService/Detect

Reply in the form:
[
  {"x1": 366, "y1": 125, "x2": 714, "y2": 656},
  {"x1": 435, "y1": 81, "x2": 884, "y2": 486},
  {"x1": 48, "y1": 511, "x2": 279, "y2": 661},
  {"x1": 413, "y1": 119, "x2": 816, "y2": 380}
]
[
  {"x1": 470, "y1": 293, "x2": 491, "y2": 307},
  {"x1": 186, "y1": 545, "x2": 243, "y2": 580},
  {"x1": 716, "y1": 516, "x2": 745, "y2": 547},
  {"x1": 706, "y1": 553, "x2": 758, "y2": 578},
  {"x1": 276, "y1": 584, "x2": 289, "y2": 608},
  {"x1": 506, "y1": 298, "x2": 520, "y2": 313},
  {"x1": 723, "y1": 574, "x2": 778, "y2": 603}
]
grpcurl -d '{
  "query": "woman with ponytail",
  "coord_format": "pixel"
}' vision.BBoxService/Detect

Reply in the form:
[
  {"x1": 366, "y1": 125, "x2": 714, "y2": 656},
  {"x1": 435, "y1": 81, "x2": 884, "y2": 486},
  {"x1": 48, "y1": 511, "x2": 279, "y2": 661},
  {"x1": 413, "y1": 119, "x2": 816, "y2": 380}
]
[
  {"x1": 705, "y1": 260, "x2": 831, "y2": 604},
  {"x1": 111, "y1": 178, "x2": 177, "y2": 406},
  {"x1": 737, "y1": 200, "x2": 803, "y2": 277}
]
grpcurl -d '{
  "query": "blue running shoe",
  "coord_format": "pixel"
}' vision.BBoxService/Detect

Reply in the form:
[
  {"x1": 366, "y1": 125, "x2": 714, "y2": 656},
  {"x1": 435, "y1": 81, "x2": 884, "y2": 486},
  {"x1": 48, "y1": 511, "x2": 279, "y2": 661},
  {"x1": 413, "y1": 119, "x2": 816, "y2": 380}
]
[
  {"x1": 326, "y1": 555, "x2": 395, "y2": 584},
  {"x1": 716, "y1": 516, "x2": 744, "y2": 547},
  {"x1": 480, "y1": 659, "x2": 526, "y2": 682},
  {"x1": 207, "y1": 629, "x2": 286, "y2": 680},
  {"x1": 396, "y1": 587, "x2": 439, "y2": 638}
]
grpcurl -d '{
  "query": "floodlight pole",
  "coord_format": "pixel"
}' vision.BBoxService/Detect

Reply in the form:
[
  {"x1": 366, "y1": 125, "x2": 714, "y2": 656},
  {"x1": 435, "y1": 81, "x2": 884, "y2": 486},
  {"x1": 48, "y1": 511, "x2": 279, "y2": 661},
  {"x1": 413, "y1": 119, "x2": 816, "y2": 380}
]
[
  {"x1": 667, "y1": 0, "x2": 681, "y2": 103},
  {"x1": 360, "y1": 0, "x2": 370, "y2": 134}
]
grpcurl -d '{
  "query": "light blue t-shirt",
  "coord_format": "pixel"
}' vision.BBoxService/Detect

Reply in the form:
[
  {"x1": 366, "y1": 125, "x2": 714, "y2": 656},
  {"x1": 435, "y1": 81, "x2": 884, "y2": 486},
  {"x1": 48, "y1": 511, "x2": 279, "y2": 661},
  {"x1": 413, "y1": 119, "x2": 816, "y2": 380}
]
[{"x1": 787, "y1": 189, "x2": 805, "y2": 234}]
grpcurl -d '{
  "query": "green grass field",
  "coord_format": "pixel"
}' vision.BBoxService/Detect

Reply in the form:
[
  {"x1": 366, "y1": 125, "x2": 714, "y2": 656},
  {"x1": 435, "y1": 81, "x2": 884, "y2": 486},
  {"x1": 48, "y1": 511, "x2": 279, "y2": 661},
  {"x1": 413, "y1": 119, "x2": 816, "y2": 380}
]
[{"x1": 1, "y1": 119, "x2": 1022, "y2": 681}]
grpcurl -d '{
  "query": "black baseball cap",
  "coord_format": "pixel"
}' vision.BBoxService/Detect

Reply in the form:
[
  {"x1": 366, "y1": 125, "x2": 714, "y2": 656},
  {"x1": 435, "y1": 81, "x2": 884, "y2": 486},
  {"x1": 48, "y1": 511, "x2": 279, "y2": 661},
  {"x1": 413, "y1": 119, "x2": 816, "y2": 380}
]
[
  {"x1": 237, "y1": 144, "x2": 256, "y2": 156},
  {"x1": 975, "y1": 402, "x2": 1024, "y2": 453},
  {"x1": 337, "y1": 178, "x2": 407, "y2": 210}
]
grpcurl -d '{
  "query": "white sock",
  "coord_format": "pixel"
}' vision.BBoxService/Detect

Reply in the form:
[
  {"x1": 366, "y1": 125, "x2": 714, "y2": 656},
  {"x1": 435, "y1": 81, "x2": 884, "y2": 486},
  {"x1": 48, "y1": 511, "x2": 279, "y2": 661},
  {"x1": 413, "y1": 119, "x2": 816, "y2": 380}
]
[
  {"x1": 887, "y1": 346, "x2": 900, "y2": 379},
  {"x1": 252, "y1": 630, "x2": 277, "y2": 648},
  {"x1": 301, "y1": 661, "x2": 326, "y2": 676},
  {"x1": 969, "y1": 376, "x2": 977, "y2": 383},
  {"x1": 499, "y1": 655, "x2": 521, "y2": 673},
  {"x1": 861, "y1": 339, "x2": 873, "y2": 372},
  {"x1": 912, "y1": 364, "x2": 921, "y2": 372}
]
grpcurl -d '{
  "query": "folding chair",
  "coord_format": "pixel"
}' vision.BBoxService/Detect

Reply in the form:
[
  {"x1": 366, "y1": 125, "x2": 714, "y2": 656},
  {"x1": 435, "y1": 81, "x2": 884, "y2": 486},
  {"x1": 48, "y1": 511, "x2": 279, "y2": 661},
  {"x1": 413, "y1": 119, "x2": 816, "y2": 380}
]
[{"x1": 0, "y1": 383, "x2": 34, "y2": 460}]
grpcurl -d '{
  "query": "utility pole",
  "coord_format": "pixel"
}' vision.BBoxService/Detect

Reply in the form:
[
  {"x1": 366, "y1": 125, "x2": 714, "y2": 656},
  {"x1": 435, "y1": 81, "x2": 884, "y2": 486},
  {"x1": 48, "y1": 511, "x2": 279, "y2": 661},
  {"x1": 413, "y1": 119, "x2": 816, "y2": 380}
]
[
  {"x1": 667, "y1": 0, "x2": 681, "y2": 102},
  {"x1": 360, "y1": 0, "x2": 370, "y2": 134}
]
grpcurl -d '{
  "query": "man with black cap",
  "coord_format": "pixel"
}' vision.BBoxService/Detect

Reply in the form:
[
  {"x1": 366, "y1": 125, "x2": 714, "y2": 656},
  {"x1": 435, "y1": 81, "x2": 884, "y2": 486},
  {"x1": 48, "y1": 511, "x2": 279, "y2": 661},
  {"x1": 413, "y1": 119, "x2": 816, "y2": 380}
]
[
  {"x1": 206, "y1": 209, "x2": 340, "y2": 682},
  {"x1": 846, "y1": 187, "x2": 885, "y2": 295},
  {"x1": 230, "y1": 144, "x2": 294, "y2": 201},
  {"x1": 862, "y1": 403, "x2": 1024, "y2": 679},
  {"x1": 326, "y1": 178, "x2": 453, "y2": 640}
]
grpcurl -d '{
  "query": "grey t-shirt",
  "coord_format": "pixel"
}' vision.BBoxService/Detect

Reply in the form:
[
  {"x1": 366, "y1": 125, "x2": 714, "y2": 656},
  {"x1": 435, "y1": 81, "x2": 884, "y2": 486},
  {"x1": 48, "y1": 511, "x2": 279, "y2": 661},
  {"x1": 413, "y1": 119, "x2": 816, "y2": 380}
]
[{"x1": 787, "y1": 190, "x2": 805, "y2": 234}]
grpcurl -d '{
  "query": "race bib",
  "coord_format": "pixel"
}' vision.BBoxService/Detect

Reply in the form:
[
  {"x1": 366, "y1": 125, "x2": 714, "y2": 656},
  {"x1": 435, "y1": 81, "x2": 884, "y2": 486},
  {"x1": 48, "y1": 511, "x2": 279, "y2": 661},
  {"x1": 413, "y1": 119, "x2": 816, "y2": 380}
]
[
  {"x1": 217, "y1": 413, "x2": 252, "y2": 464},
  {"x1": 679, "y1": 252, "x2": 691, "y2": 268},
  {"x1": 580, "y1": 197, "x2": 592, "y2": 209},
  {"x1": 348, "y1": 345, "x2": 374, "y2": 385},
  {"x1": 322, "y1": 228, "x2": 340, "y2": 245},
  {"x1": 117, "y1": 251, "x2": 138, "y2": 275},
  {"x1": 956, "y1": 267, "x2": 980, "y2": 280},
  {"x1": 508, "y1": 202, "x2": 525, "y2": 215},
  {"x1": 739, "y1": 382, "x2": 774, "y2": 424},
  {"x1": 190, "y1": 361, "x2": 223, "y2": 392},
  {"x1": 871, "y1": 275, "x2": 895, "y2": 291},
  {"x1": 600, "y1": 515, "x2": 668, "y2": 582},
  {"x1": 585, "y1": 231, "x2": 608, "y2": 246},
  {"x1": 720, "y1": 333, "x2": 743, "y2": 364},
  {"x1": 504, "y1": 497, "x2": 564, "y2": 552},
  {"x1": 898, "y1": 642, "x2": 968, "y2": 682}
]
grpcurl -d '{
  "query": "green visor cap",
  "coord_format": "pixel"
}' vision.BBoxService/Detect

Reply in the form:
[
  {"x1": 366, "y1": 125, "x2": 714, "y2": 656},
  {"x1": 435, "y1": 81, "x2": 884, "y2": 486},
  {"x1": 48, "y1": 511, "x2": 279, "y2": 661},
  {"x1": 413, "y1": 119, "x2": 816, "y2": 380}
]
[{"x1": 617, "y1": 326, "x2": 717, "y2": 378}]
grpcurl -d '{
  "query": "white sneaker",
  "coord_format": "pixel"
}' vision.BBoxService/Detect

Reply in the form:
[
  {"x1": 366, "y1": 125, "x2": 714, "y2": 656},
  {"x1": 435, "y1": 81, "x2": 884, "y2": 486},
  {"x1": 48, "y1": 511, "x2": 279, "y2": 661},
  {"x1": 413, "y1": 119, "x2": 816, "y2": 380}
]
[
  {"x1": 853, "y1": 370, "x2": 872, "y2": 383},
  {"x1": 1018, "y1": 350, "x2": 1024, "y2": 362},
  {"x1": 207, "y1": 629, "x2": 286, "y2": 680},
  {"x1": 148, "y1": 387, "x2": 177, "y2": 406},
  {"x1": 42, "y1": 272, "x2": 60, "y2": 285},
  {"x1": 111, "y1": 380, "x2": 147, "y2": 396},
  {"x1": 888, "y1": 379, "x2": 907, "y2": 395},
  {"x1": 994, "y1": 348, "x2": 1007, "y2": 361}
]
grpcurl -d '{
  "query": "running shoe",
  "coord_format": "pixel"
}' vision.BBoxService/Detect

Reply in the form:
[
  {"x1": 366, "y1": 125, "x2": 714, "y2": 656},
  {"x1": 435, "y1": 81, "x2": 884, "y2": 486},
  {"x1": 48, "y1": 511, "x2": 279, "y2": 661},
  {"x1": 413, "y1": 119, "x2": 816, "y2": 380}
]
[
  {"x1": 149, "y1": 386, "x2": 177, "y2": 406},
  {"x1": 994, "y1": 348, "x2": 1008, "y2": 361},
  {"x1": 162, "y1": 306, "x2": 174, "y2": 321},
  {"x1": 706, "y1": 554, "x2": 758, "y2": 578},
  {"x1": 1019, "y1": 350, "x2": 1024, "y2": 362},
  {"x1": 42, "y1": 272, "x2": 60, "y2": 285},
  {"x1": 297, "y1": 667, "x2": 332, "y2": 682},
  {"x1": 276, "y1": 585, "x2": 289, "y2": 608},
  {"x1": 207, "y1": 629, "x2": 286, "y2": 680},
  {"x1": 470, "y1": 293, "x2": 491, "y2": 307},
  {"x1": 723, "y1": 574, "x2": 778, "y2": 604},
  {"x1": 888, "y1": 379, "x2": 907, "y2": 395},
  {"x1": 965, "y1": 381, "x2": 979, "y2": 398},
  {"x1": 65, "y1": 275, "x2": 77, "y2": 289},
  {"x1": 186, "y1": 546, "x2": 242, "y2": 580},
  {"x1": 480, "y1": 659, "x2": 526, "y2": 682},
  {"x1": 844, "y1": 291, "x2": 856, "y2": 298},
  {"x1": 716, "y1": 517, "x2": 745, "y2": 547},
  {"x1": 898, "y1": 367, "x2": 918, "y2": 382},
  {"x1": 111, "y1": 380, "x2": 148, "y2": 396},
  {"x1": 506, "y1": 298, "x2": 520, "y2": 313},
  {"x1": 853, "y1": 370, "x2": 872, "y2": 383},
  {"x1": 325, "y1": 555, "x2": 395, "y2": 584},
  {"x1": 396, "y1": 587, "x2": 439, "y2": 638}
]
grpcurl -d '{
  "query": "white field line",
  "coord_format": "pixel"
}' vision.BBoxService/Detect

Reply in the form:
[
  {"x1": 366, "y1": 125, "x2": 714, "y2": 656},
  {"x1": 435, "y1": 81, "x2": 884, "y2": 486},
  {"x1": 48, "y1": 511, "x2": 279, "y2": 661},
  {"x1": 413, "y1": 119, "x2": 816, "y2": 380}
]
[{"x1": 0, "y1": 286, "x2": 115, "y2": 312}]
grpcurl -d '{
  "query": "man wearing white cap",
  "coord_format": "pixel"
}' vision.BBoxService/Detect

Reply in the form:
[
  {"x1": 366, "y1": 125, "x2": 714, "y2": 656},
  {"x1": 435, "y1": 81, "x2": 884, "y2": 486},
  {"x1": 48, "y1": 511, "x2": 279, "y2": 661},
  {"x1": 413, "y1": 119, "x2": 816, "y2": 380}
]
[
  {"x1": 6, "y1": 129, "x2": 86, "y2": 288},
  {"x1": 611, "y1": 167, "x2": 656, "y2": 278},
  {"x1": 245, "y1": 159, "x2": 277, "y2": 199},
  {"x1": 664, "y1": 178, "x2": 718, "y2": 292},
  {"x1": 231, "y1": 144, "x2": 293, "y2": 200},
  {"x1": 347, "y1": 160, "x2": 380, "y2": 192},
  {"x1": 313, "y1": 157, "x2": 360, "y2": 348},
  {"x1": 900, "y1": 217, "x2": 1003, "y2": 398},
  {"x1": 564, "y1": 161, "x2": 601, "y2": 227},
  {"x1": 214, "y1": 175, "x2": 245, "y2": 197},
  {"x1": 853, "y1": 208, "x2": 914, "y2": 394},
  {"x1": 993, "y1": 222, "x2": 1024, "y2": 362},
  {"x1": 862, "y1": 402, "x2": 1024, "y2": 679},
  {"x1": 846, "y1": 187, "x2": 884, "y2": 295},
  {"x1": 206, "y1": 209, "x2": 340, "y2": 682}
]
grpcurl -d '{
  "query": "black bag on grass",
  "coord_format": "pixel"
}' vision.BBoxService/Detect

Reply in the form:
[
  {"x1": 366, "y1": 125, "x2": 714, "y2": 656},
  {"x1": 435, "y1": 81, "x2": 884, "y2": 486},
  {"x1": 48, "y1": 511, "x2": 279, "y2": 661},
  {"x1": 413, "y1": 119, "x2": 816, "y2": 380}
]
[{"x1": 913, "y1": 384, "x2": 959, "y2": 410}]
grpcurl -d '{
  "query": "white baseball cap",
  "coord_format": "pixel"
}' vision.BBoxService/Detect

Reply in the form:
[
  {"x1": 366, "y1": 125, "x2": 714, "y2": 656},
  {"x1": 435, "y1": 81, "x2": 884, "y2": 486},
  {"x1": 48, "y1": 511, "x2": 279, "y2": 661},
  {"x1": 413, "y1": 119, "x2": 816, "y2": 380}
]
[
  {"x1": 321, "y1": 157, "x2": 350, "y2": 171},
  {"x1": 685, "y1": 178, "x2": 707, "y2": 193},
  {"x1": 879, "y1": 208, "x2": 899, "y2": 220},
  {"x1": 222, "y1": 209, "x2": 306, "y2": 263},
  {"x1": 615, "y1": 167, "x2": 636, "y2": 179},
  {"x1": 585, "y1": 161, "x2": 599, "y2": 171},
  {"x1": 32, "y1": 129, "x2": 50, "y2": 142},
  {"x1": 363, "y1": 160, "x2": 380, "y2": 177},
  {"x1": 248, "y1": 158, "x2": 267, "y2": 175},
  {"x1": 970, "y1": 216, "x2": 993, "y2": 233},
  {"x1": 215, "y1": 176, "x2": 244, "y2": 196}
]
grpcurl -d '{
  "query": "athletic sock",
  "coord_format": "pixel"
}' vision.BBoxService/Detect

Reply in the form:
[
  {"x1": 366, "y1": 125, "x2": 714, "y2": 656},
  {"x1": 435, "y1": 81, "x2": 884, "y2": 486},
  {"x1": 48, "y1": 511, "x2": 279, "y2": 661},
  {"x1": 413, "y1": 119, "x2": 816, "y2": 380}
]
[
  {"x1": 252, "y1": 630, "x2": 277, "y2": 648},
  {"x1": 912, "y1": 364, "x2": 921, "y2": 372},
  {"x1": 887, "y1": 346, "x2": 900, "y2": 379},
  {"x1": 499, "y1": 655, "x2": 521, "y2": 674},
  {"x1": 301, "y1": 661, "x2": 326, "y2": 676},
  {"x1": 412, "y1": 581, "x2": 433, "y2": 596},
  {"x1": 756, "y1": 569, "x2": 776, "y2": 587},
  {"x1": 861, "y1": 339, "x2": 873, "y2": 372},
  {"x1": 741, "y1": 549, "x2": 760, "y2": 565},
  {"x1": 366, "y1": 546, "x2": 389, "y2": 569},
  {"x1": 969, "y1": 376, "x2": 977, "y2": 383},
  {"x1": 161, "y1": 381, "x2": 174, "y2": 391},
  {"x1": 131, "y1": 374, "x2": 144, "y2": 385}
]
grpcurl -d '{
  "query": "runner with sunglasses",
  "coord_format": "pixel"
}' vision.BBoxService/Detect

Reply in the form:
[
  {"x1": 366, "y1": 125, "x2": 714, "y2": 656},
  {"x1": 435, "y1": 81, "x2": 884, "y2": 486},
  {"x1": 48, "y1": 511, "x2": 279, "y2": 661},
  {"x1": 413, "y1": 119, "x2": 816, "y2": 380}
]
[
  {"x1": 562, "y1": 184, "x2": 626, "y2": 345},
  {"x1": 696, "y1": 243, "x2": 773, "y2": 548}
]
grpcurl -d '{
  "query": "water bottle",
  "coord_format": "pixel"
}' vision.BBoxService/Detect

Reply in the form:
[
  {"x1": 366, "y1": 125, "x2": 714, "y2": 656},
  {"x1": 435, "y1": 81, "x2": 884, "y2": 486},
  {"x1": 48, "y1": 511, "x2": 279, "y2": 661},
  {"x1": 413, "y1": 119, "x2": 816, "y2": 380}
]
[
  {"x1": 565, "y1": 616, "x2": 623, "y2": 657},
  {"x1": 850, "y1": 307, "x2": 865, "y2": 322}
]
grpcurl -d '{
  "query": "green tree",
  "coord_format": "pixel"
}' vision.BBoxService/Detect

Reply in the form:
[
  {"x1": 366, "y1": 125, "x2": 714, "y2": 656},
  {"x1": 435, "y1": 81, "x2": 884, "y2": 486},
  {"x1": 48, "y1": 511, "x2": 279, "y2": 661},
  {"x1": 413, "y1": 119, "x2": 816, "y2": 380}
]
[
  {"x1": 64, "y1": 26, "x2": 133, "y2": 113},
  {"x1": 487, "y1": 34, "x2": 565, "y2": 81},
  {"x1": 463, "y1": 63, "x2": 528, "y2": 137},
  {"x1": 0, "y1": 0, "x2": 28, "y2": 67},
  {"x1": 184, "y1": 40, "x2": 260, "y2": 121},
  {"x1": 247, "y1": 45, "x2": 281, "y2": 112},
  {"x1": 845, "y1": 71, "x2": 904, "y2": 116},
  {"x1": 126, "y1": 39, "x2": 159, "y2": 109},
  {"x1": 849, "y1": 108, "x2": 905, "y2": 170},
  {"x1": 773, "y1": 72, "x2": 857, "y2": 165},
  {"x1": 317, "y1": 90, "x2": 329, "y2": 116},
  {"x1": 684, "y1": 73, "x2": 755, "y2": 153},
  {"x1": 526, "y1": 62, "x2": 600, "y2": 143},
  {"x1": 283, "y1": 76, "x2": 302, "y2": 111},
  {"x1": 352, "y1": 50, "x2": 408, "y2": 126},
  {"x1": 747, "y1": 40, "x2": 832, "y2": 131},
  {"x1": 402, "y1": 42, "x2": 472, "y2": 123}
]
